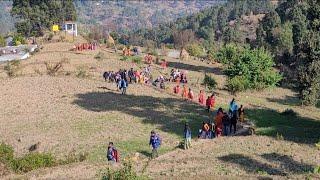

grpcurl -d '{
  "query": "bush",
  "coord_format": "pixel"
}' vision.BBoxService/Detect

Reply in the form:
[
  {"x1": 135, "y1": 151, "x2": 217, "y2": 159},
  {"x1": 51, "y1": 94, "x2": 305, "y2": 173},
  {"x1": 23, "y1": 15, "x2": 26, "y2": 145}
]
[
  {"x1": 101, "y1": 161, "x2": 147, "y2": 180},
  {"x1": 165, "y1": 44, "x2": 174, "y2": 49},
  {"x1": 94, "y1": 51, "x2": 105, "y2": 60},
  {"x1": 0, "y1": 143, "x2": 14, "y2": 164},
  {"x1": 76, "y1": 66, "x2": 89, "y2": 78},
  {"x1": 45, "y1": 58, "x2": 69, "y2": 76},
  {"x1": 120, "y1": 56, "x2": 142, "y2": 64},
  {"x1": 4, "y1": 60, "x2": 21, "y2": 77},
  {"x1": 314, "y1": 166, "x2": 320, "y2": 174},
  {"x1": 186, "y1": 43, "x2": 206, "y2": 58},
  {"x1": 1, "y1": 142, "x2": 88, "y2": 174},
  {"x1": 203, "y1": 74, "x2": 217, "y2": 91},
  {"x1": 217, "y1": 45, "x2": 282, "y2": 94},
  {"x1": 12, "y1": 34, "x2": 26, "y2": 46},
  {"x1": 10, "y1": 153, "x2": 55, "y2": 173},
  {"x1": 281, "y1": 109, "x2": 297, "y2": 117},
  {"x1": 0, "y1": 35, "x2": 6, "y2": 47},
  {"x1": 226, "y1": 76, "x2": 250, "y2": 95},
  {"x1": 59, "y1": 150, "x2": 88, "y2": 165},
  {"x1": 131, "y1": 56, "x2": 142, "y2": 64}
]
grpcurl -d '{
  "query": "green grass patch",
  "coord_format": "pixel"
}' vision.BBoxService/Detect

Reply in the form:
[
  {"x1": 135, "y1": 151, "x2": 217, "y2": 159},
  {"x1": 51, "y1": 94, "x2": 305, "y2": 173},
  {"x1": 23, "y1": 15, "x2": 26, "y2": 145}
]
[
  {"x1": 0, "y1": 143, "x2": 55, "y2": 173},
  {"x1": 0, "y1": 143, "x2": 87, "y2": 173},
  {"x1": 246, "y1": 108, "x2": 320, "y2": 144},
  {"x1": 99, "y1": 161, "x2": 149, "y2": 180},
  {"x1": 120, "y1": 56, "x2": 142, "y2": 64},
  {"x1": 72, "y1": 119, "x2": 104, "y2": 137},
  {"x1": 88, "y1": 139, "x2": 174, "y2": 163}
]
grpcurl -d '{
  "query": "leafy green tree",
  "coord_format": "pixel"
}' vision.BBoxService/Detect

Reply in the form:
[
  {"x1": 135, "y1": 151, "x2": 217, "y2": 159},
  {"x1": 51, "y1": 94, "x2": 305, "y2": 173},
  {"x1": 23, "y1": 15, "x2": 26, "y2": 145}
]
[
  {"x1": 217, "y1": 44, "x2": 282, "y2": 93},
  {"x1": 261, "y1": 11, "x2": 281, "y2": 46},
  {"x1": 11, "y1": 0, "x2": 76, "y2": 37}
]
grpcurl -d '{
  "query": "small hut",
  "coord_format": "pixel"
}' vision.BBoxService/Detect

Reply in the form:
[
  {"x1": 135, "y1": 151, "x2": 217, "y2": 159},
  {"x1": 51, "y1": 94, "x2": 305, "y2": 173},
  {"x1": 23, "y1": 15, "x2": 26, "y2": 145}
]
[{"x1": 63, "y1": 21, "x2": 77, "y2": 36}]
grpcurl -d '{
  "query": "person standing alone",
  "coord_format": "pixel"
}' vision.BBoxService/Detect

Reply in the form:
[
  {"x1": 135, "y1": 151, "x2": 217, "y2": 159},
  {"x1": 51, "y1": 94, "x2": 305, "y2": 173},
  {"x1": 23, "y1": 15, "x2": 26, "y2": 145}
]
[
  {"x1": 184, "y1": 123, "x2": 192, "y2": 149},
  {"x1": 149, "y1": 130, "x2": 161, "y2": 159}
]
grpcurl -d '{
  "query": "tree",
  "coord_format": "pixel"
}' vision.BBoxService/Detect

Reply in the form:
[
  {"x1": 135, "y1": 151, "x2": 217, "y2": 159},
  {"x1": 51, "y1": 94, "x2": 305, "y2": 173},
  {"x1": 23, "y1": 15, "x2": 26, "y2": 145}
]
[
  {"x1": 216, "y1": 44, "x2": 282, "y2": 94},
  {"x1": 11, "y1": 0, "x2": 77, "y2": 37},
  {"x1": 261, "y1": 11, "x2": 281, "y2": 45},
  {"x1": 172, "y1": 29, "x2": 195, "y2": 48}
]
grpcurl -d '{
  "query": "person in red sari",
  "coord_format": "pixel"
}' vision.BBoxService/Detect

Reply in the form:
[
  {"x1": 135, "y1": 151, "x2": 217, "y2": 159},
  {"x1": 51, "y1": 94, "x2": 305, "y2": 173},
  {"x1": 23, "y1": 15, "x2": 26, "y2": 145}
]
[
  {"x1": 198, "y1": 90, "x2": 205, "y2": 105},
  {"x1": 210, "y1": 94, "x2": 216, "y2": 110},
  {"x1": 206, "y1": 96, "x2": 212, "y2": 112},
  {"x1": 182, "y1": 85, "x2": 188, "y2": 99},
  {"x1": 188, "y1": 88, "x2": 194, "y2": 100},
  {"x1": 174, "y1": 84, "x2": 180, "y2": 94}
]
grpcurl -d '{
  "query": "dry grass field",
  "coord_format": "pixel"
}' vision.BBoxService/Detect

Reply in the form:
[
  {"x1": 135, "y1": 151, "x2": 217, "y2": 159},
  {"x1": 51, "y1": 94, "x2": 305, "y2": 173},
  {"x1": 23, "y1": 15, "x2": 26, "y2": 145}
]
[{"x1": 0, "y1": 38, "x2": 319, "y2": 179}]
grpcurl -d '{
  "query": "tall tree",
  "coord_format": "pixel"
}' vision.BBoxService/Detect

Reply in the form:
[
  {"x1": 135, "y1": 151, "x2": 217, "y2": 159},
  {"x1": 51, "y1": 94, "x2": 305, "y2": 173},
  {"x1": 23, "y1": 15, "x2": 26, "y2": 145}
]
[{"x1": 11, "y1": 0, "x2": 77, "y2": 37}]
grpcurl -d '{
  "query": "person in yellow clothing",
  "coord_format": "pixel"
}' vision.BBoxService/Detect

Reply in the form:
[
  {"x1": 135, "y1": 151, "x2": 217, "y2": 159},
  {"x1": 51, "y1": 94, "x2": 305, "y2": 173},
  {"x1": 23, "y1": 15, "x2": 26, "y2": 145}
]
[{"x1": 238, "y1": 105, "x2": 245, "y2": 123}]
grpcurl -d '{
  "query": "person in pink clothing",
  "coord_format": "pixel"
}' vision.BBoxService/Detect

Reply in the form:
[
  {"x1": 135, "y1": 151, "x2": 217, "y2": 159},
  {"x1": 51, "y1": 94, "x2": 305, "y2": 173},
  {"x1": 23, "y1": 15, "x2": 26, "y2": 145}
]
[{"x1": 198, "y1": 90, "x2": 205, "y2": 105}]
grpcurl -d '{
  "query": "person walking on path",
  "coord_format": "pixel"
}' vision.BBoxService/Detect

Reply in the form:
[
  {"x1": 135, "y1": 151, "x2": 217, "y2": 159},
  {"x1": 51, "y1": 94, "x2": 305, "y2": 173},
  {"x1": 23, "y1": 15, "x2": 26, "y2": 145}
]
[
  {"x1": 149, "y1": 130, "x2": 161, "y2": 159},
  {"x1": 120, "y1": 78, "x2": 127, "y2": 95},
  {"x1": 107, "y1": 142, "x2": 119, "y2": 163}
]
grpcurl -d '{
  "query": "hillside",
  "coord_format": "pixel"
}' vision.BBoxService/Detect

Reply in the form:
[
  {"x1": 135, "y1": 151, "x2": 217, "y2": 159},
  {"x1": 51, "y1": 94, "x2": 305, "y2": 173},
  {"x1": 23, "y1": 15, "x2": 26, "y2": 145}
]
[
  {"x1": 0, "y1": 36, "x2": 319, "y2": 179},
  {"x1": 75, "y1": 0, "x2": 222, "y2": 33},
  {"x1": 0, "y1": 1, "x2": 15, "y2": 35}
]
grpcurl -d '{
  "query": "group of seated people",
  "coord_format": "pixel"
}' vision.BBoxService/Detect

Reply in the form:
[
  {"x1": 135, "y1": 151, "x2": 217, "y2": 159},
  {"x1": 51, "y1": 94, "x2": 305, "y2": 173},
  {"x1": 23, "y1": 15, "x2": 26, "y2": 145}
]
[
  {"x1": 122, "y1": 47, "x2": 141, "y2": 56},
  {"x1": 74, "y1": 42, "x2": 97, "y2": 51},
  {"x1": 170, "y1": 69, "x2": 188, "y2": 83},
  {"x1": 198, "y1": 99, "x2": 245, "y2": 139}
]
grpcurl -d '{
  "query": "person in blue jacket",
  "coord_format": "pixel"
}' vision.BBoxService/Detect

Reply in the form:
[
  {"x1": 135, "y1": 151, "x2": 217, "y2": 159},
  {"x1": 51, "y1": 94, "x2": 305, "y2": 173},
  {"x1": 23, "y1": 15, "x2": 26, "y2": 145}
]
[{"x1": 149, "y1": 130, "x2": 161, "y2": 159}]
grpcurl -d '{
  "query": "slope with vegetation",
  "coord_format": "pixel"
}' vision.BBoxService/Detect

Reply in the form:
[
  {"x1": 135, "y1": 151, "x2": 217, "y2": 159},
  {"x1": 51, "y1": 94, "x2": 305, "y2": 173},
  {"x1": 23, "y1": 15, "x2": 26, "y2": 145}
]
[
  {"x1": 256, "y1": 0, "x2": 320, "y2": 105},
  {"x1": 0, "y1": 34, "x2": 319, "y2": 179}
]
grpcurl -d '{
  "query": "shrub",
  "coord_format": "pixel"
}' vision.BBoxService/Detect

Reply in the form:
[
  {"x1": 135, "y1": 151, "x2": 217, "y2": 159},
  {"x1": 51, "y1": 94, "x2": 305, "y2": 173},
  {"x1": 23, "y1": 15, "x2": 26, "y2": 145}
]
[
  {"x1": 76, "y1": 66, "x2": 89, "y2": 78},
  {"x1": 215, "y1": 43, "x2": 239, "y2": 64},
  {"x1": 120, "y1": 56, "x2": 142, "y2": 64},
  {"x1": 203, "y1": 74, "x2": 217, "y2": 91},
  {"x1": 217, "y1": 45, "x2": 282, "y2": 93},
  {"x1": 165, "y1": 44, "x2": 174, "y2": 49},
  {"x1": 0, "y1": 143, "x2": 14, "y2": 164},
  {"x1": 45, "y1": 58, "x2": 69, "y2": 76},
  {"x1": 314, "y1": 166, "x2": 320, "y2": 174},
  {"x1": 186, "y1": 43, "x2": 206, "y2": 58},
  {"x1": 131, "y1": 56, "x2": 142, "y2": 64},
  {"x1": 0, "y1": 35, "x2": 6, "y2": 47},
  {"x1": 59, "y1": 150, "x2": 88, "y2": 165},
  {"x1": 1, "y1": 143, "x2": 88, "y2": 174},
  {"x1": 94, "y1": 51, "x2": 105, "y2": 60},
  {"x1": 100, "y1": 161, "x2": 147, "y2": 180},
  {"x1": 4, "y1": 60, "x2": 21, "y2": 77},
  {"x1": 226, "y1": 76, "x2": 250, "y2": 95},
  {"x1": 281, "y1": 109, "x2": 297, "y2": 117},
  {"x1": 12, "y1": 34, "x2": 26, "y2": 46},
  {"x1": 48, "y1": 33, "x2": 54, "y2": 41},
  {"x1": 10, "y1": 153, "x2": 55, "y2": 173}
]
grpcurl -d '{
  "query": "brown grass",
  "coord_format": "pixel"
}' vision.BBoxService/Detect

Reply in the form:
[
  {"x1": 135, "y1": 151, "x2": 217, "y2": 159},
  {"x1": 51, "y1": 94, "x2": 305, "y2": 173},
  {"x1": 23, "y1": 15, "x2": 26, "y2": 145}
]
[{"x1": 0, "y1": 37, "x2": 319, "y2": 179}]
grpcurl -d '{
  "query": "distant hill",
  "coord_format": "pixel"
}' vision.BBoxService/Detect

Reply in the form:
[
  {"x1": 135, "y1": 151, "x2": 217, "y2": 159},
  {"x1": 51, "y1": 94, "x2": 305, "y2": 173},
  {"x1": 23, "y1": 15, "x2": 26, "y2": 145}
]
[
  {"x1": 0, "y1": 1, "x2": 15, "y2": 35},
  {"x1": 0, "y1": 0, "x2": 223, "y2": 36},
  {"x1": 74, "y1": 0, "x2": 223, "y2": 33}
]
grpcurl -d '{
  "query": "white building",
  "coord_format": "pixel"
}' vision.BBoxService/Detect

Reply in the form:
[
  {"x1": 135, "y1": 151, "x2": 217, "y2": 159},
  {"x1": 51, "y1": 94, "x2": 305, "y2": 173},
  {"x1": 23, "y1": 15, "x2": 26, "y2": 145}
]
[{"x1": 63, "y1": 21, "x2": 77, "y2": 36}]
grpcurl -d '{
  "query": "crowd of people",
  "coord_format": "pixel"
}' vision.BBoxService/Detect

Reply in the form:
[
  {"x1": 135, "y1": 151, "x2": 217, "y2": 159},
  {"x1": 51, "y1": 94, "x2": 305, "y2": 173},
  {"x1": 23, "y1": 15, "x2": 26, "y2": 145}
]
[
  {"x1": 170, "y1": 68, "x2": 188, "y2": 83},
  {"x1": 103, "y1": 61, "x2": 247, "y2": 164},
  {"x1": 106, "y1": 98, "x2": 245, "y2": 163},
  {"x1": 74, "y1": 42, "x2": 98, "y2": 51}
]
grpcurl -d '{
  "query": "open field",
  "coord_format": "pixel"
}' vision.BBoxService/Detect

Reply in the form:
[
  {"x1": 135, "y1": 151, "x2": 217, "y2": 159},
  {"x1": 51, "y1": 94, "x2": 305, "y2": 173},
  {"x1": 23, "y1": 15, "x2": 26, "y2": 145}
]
[{"x1": 0, "y1": 39, "x2": 319, "y2": 179}]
